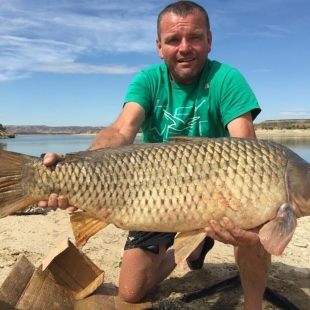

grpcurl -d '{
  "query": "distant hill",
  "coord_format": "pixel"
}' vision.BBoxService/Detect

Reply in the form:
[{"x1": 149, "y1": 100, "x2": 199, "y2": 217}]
[
  {"x1": 255, "y1": 119, "x2": 310, "y2": 130},
  {"x1": 5, "y1": 125, "x2": 104, "y2": 135},
  {"x1": 3, "y1": 119, "x2": 310, "y2": 137}
]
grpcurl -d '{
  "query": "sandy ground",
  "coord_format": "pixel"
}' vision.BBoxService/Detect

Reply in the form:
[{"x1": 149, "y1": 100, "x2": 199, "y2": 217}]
[
  {"x1": 0, "y1": 130, "x2": 309, "y2": 309},
  {"x1": 0, "y1": 210, "x2": 309, "y2": 309}
]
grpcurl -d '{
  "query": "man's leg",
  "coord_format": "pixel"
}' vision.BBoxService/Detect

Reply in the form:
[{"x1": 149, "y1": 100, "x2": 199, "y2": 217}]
[
  {"x1": 118, "y1": 244, "x2": 176, "y2": 303},
  {"x1": 235, "y1": 243, "x2": 271, "y2": 310},
  {"x1": 183, "y1": 237, "x2": 214, "y2": 270}
]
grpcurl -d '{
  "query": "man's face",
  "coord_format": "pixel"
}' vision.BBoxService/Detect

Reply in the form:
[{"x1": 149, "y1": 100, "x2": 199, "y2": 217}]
[{"x1": 156, "y1": 11, "x2": 212, "y2": 84}]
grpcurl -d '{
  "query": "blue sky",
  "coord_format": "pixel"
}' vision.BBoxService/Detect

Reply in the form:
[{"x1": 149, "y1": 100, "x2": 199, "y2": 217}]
[{"x1": 1, "y1": 0, "x2": 309, "y2": 126}]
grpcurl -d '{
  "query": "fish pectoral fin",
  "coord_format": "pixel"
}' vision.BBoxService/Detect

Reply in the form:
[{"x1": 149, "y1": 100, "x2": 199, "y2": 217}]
[
  {"x1": 70, "y1": 211, "x2": 109, "y2": 248},
  {"x1": 259, "y1": 203, "x2": 297, "y2": 256},
  {"x1": 173, "y1": 230, "x2": 208, "y2": 265}
]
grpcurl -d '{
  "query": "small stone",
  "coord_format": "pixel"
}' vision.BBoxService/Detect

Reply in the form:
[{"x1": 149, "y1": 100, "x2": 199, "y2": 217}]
[{"x1": 293, "y1": 242, "x2": 308, "y2": 248}]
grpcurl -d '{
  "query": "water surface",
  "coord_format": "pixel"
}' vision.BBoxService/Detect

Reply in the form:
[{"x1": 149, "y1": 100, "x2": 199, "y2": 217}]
[
  {"x1": 0, "y1": 135, "x2": 95, "y2": 156},
  {"x1": 0, "y1": 134, "x2": 310, "y2": 162}
]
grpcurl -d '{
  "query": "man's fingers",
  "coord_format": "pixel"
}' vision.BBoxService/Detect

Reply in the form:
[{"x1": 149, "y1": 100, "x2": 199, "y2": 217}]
[
  {"x1": 205, "y1": 220, "x2": 231, "y2": 244},
  {"x1": 38, "y1": 201, "x2": 48, "y2": 208},
  {"x1": 48, "y1": 193, "x2": 59, "y2": 211},
  {"x1": 204, "y1": 218, "x2": 260, "y2": 247},
  {"x1": 57, "y1": 195, "x2": 69, "y2": 210},
  {"x1": 39, "y1": 193, "x2": 76, "y2": 212},
  {"x1": 222, "y1": 217, "x2": 260, "y2": 245},
  {"x1": 68, "y1": 206, "x2": 79, "y2": 212},
  {"x1": 43, "y1": 152, "x2": 64, "y2": 166}
]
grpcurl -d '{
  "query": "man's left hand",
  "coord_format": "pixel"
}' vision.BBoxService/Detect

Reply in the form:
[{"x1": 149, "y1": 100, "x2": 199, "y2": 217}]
[{"x1": 205, "y1": 217, "x2": 260, "y2": 247}]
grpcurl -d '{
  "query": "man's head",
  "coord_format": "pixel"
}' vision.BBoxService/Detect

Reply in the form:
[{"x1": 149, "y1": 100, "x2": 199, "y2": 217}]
[
  {"x1": 157, "y1": 1, "x2": 210, "y2": 40},
  {"x1": 156, "y1": 1, "x2": 212, "y2": 84}
]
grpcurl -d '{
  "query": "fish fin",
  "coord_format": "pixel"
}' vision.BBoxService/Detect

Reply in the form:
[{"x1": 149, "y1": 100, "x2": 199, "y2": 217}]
[
  {"x1": 259, "y1": 203, "x2": 297, "y2": 256},
  {"x1": 70, "y1": 212, "x2": 109, "y2": 248},
  {"x1": 0, "y1": 150, "x2": 39, "y2": 218},
  {"x1": 174, "y1": 230, "x2": 208, "y2": 265},
  {"x1": 168, "y1": 136, "x2": 212, "y2": 143},
  {"x1": 168, "y1": 136, "x2": 197, "y2": 142}
]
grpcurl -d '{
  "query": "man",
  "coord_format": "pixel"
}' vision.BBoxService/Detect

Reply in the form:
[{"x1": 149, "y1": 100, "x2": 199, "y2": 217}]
[{"x1": 41, "y1": 2, "x2": 270, "y2": 309}]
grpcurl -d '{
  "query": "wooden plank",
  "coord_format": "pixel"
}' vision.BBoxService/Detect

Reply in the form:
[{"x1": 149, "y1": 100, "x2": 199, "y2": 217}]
[
  {"x1": 1, "y1": 240, "x2": 105, "y2": 308},
  {"x1": 0, "y1": 256, "x2": 35, "y2": 309},
  {"x1": 16, "y1": 265, "x2": 74, "y2": 310}
]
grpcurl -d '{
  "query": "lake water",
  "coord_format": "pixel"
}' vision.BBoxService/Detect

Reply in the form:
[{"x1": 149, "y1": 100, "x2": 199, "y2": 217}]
[
  {"x1": 0, "y1": 135, "x2": 96, "y2": 157},
  {"x1": 0, "y1": 134, "x2": 310, "y2": 162}
]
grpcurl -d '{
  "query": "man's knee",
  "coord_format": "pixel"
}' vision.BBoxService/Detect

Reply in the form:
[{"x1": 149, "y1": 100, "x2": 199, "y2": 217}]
[{"x1": 118, "y1": 284, "x2": 147, "y2": 303}]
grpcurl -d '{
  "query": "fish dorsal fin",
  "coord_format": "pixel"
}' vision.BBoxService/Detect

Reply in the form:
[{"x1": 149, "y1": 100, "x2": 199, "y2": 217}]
[
  {"x1": 174, "y1": 230, "x2": 208, "y2": 265},
  {"x1": 168, "y1": 136, "x2": 195, "y2": 142},
  {"x1": 168, "y1": 136, "x2": 208, "y2": 143},
  {"x1": 70, "y1": 212, "x2": 109, "y2": 248},
  {"x1": 259, "y1": 203, "x2": 297, "y2": 256}
]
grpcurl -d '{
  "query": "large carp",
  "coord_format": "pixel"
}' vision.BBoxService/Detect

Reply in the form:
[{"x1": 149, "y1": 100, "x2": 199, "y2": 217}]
[{"x1": 0, "y1": 137, "x2": 309, "y2": 263}]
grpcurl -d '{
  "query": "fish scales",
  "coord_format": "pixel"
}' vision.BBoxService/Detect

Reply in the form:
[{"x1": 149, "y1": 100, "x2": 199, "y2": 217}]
[
  {"x1": 14, "y1": 139, "x2": 286, "y2": 230},
  {"x1": 1, "y1": 137, "x2": 310, "y2": 257}
]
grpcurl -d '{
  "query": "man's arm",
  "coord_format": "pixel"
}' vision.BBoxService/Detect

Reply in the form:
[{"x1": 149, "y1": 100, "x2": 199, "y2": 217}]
[
  {"x1": 40, "y1": 102, "x2": 145, "y2": 210},
  {"x1": 88, "y1": 102, "x2": 145, "y2": 150},
  {"x1": 204, "y1": 111, "x2": 261, "y2": 247},
  {"x1": 227, "y1": 111, "x2": 256, "y2": 139}
]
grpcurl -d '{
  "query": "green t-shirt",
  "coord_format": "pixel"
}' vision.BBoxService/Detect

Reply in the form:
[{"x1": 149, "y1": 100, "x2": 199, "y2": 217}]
[{"x1": 124, "y1": 59, "x2": 261, "y2": 143}]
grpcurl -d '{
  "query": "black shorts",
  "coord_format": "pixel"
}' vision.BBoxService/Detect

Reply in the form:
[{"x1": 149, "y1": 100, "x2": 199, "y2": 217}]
[{"x1": 124, "y1": 231, "x2": 177, "y2": 255}]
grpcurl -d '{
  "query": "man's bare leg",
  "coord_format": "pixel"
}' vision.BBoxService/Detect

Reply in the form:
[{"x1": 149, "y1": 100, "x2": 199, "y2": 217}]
[
  {"x1": 118, "y1": 245, "x2": 176, "y2": 303},
  {"x1": 235, "y1": 244, "x2": 271, "y2": 310},
  {"x1": 182, "y1": 239, "x2": 204, "y2": 270}
]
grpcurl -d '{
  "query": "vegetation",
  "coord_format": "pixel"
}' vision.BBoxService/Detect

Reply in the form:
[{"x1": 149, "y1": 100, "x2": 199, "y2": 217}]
[
  {"x1": 255, "y1": 119, "x2": 310, "y2": 130},
  {"x1": 0, "y1": 124, "x2": 6, "y2": 131}
]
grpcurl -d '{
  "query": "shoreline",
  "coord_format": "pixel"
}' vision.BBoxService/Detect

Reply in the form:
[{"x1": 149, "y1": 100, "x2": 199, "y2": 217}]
[
  {"x1": 256, "y1": 129, "x2": 310, "y2": 137},
  {"x1": 5, "y1": 130, "x2": 310, "y2": 137}
]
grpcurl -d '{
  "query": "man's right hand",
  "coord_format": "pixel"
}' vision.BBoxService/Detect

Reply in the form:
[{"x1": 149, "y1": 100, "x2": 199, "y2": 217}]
[{"x1": 38, "y1": 152, "x2": 78, "y2": 212}]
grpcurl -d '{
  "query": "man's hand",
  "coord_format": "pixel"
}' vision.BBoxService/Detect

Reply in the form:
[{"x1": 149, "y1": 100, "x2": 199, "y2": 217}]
[
  {"x1": 205, "y1": 217, "x2": 260, "y2": 247},
  {"x1": 38, "y1": 152, "x2": 78, "y2": 212}
]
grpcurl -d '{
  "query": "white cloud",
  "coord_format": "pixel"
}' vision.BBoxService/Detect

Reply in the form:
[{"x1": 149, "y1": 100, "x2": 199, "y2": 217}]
[
  {"x1": 33, "y1": 62, "x2": 143, "y2": 74},
  {"x1": 0, "y1": 0, "x2": 303, "y2": 81},
  {"x1": 281, "y1": 111, "x2": 310, "y2": 115},
  {"x1": 0, "y1": 0, "x2": 162, "y2": 81}
]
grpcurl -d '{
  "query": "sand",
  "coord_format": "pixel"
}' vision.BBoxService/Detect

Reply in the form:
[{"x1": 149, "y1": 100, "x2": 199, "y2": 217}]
[
  {"x1": 0, "y1": 211, "x2": 309, "y2": 309},
  {"x1": 0, "y1": 130, "x2": 309, "y2": 309}
]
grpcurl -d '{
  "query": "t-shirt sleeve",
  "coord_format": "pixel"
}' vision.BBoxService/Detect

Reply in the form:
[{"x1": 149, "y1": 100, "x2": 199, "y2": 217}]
[
  {"x1": 220, "y1": 68, "x2": 261, "y2": 128},
  {"x1": 124, "y1": 71, "x2": 152, "y2": 116}
]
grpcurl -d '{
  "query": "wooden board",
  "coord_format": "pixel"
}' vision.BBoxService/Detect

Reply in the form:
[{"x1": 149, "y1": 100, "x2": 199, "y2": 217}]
[{"x1": 0, "y1": 256, "x2": 35, "y2": 310}]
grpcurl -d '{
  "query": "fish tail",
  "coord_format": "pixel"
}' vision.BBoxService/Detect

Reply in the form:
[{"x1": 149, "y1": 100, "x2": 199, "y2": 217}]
[{"x1": 0, "y1": 150, "x2": 38, "y2": 218}]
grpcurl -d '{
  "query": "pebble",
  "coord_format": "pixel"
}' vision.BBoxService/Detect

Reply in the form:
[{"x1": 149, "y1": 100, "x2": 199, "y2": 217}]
[{"x1": 293, "y1": 242, "x2": 308, "y2": 248}]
